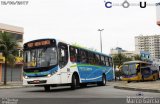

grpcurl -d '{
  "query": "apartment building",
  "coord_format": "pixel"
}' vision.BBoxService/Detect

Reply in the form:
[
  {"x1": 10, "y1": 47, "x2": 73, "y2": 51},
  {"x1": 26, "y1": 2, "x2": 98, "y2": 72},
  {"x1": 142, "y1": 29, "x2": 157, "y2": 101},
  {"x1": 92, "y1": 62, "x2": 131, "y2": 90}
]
[
  {"x1": 135, "y1": 35, "x2": 160, "y2": 59},
  {"x1": 0, "y1": 23, "x2": 23, "y2": 82}
]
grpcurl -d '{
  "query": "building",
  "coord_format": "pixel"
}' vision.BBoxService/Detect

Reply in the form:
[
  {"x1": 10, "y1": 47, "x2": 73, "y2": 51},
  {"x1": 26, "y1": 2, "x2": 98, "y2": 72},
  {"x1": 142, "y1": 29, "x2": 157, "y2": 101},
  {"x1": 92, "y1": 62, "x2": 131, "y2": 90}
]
[
  {"x1": 110, "y1": 47, "x2": 137, "y2": 59},
  {"x1": 135, "y1": 35, "x2": 160, "y2": 59},
  {"x1": 110, "y1": 47, "x2": 151, "y2": 61},
  {"x1": 110, "y1": 47, "x2": 125, "y2": 56},
  {"x1": 0, "y1": 23, "x2": 23, "y2": 82}
]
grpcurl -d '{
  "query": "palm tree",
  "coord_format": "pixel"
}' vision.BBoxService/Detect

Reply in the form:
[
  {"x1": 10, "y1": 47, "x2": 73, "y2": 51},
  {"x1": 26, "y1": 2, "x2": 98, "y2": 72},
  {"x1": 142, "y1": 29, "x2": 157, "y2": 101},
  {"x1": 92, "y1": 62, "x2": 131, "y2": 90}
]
[
  {"x1": 0, "y1": 32, "x2": 18, "y2": 85},
  {"x1": 112, "y1": 53, "x2": 132, "y2": 81},
  {"x1": 134, "y1": 54, "x2": 141, "y2": 60},
  {"x1": 112, "y1": 53, "x2": 132, "y2": 68}
]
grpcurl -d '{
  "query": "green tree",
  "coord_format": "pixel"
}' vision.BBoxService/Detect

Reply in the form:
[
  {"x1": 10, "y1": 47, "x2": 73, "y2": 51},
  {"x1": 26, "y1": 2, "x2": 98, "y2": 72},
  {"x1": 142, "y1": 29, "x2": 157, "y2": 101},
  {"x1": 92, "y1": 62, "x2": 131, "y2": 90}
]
[
  {"x1": 112, "y1": 53, "x2": 132, "y2": 68},
  {"x1": 0, "y1": 32, "x2": 18, "y2": 85},
  {"x1": 134, "y1": 54, "x2": 141, "y2": 60},
  {"x1": 113, "y1": 53, "x2": 132, "y2": 81}
]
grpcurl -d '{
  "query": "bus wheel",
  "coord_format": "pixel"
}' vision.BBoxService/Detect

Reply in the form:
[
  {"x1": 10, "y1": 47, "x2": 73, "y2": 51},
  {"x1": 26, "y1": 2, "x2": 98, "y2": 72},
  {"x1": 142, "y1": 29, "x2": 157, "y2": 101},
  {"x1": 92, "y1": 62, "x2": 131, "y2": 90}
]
[
  {"x1": 80, "y1": 83, "x2": 87, "y2": 88},
  {"x1": 102, "y1": 75, "x2": 106, "y2": 86},
  {"x1": 127, "y1": 81, "x2": 131, "y2": 83},
  {"x1": 97, "y1": 75, "x2": 106, "y2": 86},
  {"x1": 153, "y1": 76, "x2": 156, "y2": 81},
  {"x1": 71, "y1": 74, "x2": 78, "y2": 90},
  {"x1": 44, "y1": 85, "x2": 50, "y2": 92},
  {"x1": 141, "y1": 76, "x2": 144, "y2": 82}
]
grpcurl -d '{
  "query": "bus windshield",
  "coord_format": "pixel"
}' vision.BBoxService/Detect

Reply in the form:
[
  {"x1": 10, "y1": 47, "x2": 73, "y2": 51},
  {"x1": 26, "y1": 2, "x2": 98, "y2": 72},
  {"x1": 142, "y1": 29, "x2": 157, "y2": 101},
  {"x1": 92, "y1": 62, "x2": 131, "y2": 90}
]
[
  {"x1": 24, "y1": 47, "x2": 57, "y2": 68},
  {"x1": 122, "y1": 64, "x2": 137, "y2": 76}
]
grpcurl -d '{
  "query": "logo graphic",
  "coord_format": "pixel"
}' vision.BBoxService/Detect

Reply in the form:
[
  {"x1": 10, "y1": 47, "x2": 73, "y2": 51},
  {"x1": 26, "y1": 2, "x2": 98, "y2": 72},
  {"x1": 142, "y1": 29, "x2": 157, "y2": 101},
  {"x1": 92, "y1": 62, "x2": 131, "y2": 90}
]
[
  {"x1": 104, "y1": 0, "x2": 154, "y2": 8},
  {"x1": 2, "y1": 98, "x2": 18, "y2": 104},
  {"x1": 105, "y1": 1, "x2": 112, "y2": 8}
]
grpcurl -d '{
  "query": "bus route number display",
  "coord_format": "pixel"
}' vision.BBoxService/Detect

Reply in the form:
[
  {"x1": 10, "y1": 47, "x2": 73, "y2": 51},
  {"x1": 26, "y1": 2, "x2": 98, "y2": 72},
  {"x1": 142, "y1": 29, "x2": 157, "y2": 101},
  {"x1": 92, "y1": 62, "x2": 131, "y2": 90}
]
[{"x1": 27, "y1": 40, "x2": 51, "y2": 48}]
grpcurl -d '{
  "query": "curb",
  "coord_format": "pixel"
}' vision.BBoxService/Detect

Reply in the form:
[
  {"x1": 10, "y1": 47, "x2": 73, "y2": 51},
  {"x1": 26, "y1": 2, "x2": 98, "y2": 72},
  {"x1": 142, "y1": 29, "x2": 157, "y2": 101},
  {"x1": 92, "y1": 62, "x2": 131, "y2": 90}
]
[
  {"x1": 0, "y1": 86, "x2": 24, "y2": 89},
  {"x1": 0, "y1": 85, "x2": 33, "y2": 89},
  {"x1": 114, "y1": 86, "x2": 160, "y2": 93}
]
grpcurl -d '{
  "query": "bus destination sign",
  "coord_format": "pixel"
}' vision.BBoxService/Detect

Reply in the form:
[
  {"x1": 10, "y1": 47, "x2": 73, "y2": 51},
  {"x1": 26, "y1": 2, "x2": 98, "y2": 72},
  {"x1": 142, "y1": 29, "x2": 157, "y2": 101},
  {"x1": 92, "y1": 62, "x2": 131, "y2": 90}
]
[{"x1": 27, "y1": 40, "x2": 51, "y2": 48}]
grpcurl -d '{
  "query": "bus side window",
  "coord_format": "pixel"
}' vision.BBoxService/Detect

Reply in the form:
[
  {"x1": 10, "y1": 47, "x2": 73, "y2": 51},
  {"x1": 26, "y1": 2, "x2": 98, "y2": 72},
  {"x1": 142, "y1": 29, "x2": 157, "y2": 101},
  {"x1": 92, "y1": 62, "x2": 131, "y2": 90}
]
[
  {"x1": 77, "y1": 49, "x2": 83, "y2": 63},
  {"x1": 80, "y1": 50, "x2": 88, "y2": 63},
  {"x1": 58, "y1": 43, "x2": 68, "y2": 68},
  {"x1": 109, "y1": 58, "x2": 113, "y2": 66},
  {"x1": 92, "y1": 53, "x2": 95, "y2": 65},
  {"x1": 105, "y1": 57, "x2": 109, "y2": 66},
  {"x1": 69, "y1": 46, "x2": 77, "y2": 62},
  {"x1": 77, "y1": 49, "x2": 81, "y2": 63},
  {"x1": 95, "y1": 54, "x2": 100, "y2": 65},
  {"x1": 88, "y1": 52, "x2": 94, "y2": 65},
  {"x1": 100, "y1": 55, "x2": 105, "y2": 66}
]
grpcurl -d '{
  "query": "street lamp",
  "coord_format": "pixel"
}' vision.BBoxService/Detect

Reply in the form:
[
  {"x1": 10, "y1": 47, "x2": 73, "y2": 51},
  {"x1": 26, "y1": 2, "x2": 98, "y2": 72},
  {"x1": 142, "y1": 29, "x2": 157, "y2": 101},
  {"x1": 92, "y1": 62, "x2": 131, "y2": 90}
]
[{"x1": 98, "y1": 29, "x2": 104, "y2": 53}]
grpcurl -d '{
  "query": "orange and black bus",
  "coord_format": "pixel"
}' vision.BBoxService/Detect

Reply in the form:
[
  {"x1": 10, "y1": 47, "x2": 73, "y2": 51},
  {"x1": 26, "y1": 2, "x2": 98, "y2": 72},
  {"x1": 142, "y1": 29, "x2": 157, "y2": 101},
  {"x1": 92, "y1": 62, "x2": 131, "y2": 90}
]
[{"x1": 121, "y1": 61, "x2": 159, "y2": 83}]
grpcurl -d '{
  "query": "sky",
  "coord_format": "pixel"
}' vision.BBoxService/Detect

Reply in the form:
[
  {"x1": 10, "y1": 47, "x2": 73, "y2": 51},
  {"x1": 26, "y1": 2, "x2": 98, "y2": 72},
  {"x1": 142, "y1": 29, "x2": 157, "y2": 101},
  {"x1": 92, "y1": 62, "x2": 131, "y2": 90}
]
[{"x1": 0, "y1": 0, "x2": 160, "y2": 54}]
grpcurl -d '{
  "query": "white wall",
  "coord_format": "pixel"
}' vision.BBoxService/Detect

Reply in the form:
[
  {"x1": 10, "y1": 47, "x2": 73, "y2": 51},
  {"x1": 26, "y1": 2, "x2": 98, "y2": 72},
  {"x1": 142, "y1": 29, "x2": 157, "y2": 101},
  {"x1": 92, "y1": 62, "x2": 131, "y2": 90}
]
[{"x1": 156, "y1": 2, "x2": 160, "y2": 22}]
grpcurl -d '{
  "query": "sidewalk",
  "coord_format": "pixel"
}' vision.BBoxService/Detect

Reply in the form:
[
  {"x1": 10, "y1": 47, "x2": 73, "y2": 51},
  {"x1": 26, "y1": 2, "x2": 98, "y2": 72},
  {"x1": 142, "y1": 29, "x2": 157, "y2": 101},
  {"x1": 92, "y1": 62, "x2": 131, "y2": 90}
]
[
  {"x1": 113, "y1": 80, "x2": 160, "y2": 93},
  {"x1": 0, "y1": 81, "x2": 24, "y2": 89}
]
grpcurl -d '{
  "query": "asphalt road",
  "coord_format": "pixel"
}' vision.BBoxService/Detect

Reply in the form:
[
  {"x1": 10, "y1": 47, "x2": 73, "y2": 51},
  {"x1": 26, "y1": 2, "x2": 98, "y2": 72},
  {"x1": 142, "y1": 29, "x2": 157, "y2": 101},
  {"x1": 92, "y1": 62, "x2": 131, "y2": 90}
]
[{"x1": 0, "y1": 83, "x2": 159, "y2": 104}]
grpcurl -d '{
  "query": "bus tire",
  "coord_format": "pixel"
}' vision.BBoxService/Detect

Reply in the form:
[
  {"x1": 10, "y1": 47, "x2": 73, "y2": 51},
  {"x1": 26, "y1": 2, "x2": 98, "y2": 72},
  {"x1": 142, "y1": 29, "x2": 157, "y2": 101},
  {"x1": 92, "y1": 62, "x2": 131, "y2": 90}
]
[
  {"x1": 141, "y1": 76, "x2": 144, "y2": 82},
  {"x1": 97, "y1": 74, "x2": 106, "y2": 86},
  {"x1": 80, "y1": 83, "x2": 87, "y2": 88},
  {"x1": 44, "y1": 85, "x2": 50, "y2": 92},
  {"x1": 157, "y1": 74, "x2": 159, "y2": 79},
  {"x1": 127, "y1": 81, "x2": 131, "y2": 83},
  {"x1": 71, "y1": 74, "x2": 78, "y2": 90},
  {"x1": 153, "y1": 76, "x2": 156, "y2": 81}
]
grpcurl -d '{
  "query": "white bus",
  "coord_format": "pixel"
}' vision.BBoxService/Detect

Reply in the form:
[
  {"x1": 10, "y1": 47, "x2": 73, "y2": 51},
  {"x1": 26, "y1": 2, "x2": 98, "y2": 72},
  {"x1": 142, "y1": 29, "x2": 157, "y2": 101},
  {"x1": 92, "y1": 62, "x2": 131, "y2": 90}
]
[{"x1": 23, "y1": 39, "x2": 114, "y2": 91}]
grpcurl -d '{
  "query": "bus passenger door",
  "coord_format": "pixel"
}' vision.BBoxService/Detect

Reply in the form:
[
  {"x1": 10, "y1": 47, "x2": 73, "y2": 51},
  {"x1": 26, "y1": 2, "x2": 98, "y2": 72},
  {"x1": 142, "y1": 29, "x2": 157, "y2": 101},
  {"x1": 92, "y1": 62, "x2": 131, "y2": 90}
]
[{"x1": 58, "y1": 42, "x2": 69, "y2": 84}]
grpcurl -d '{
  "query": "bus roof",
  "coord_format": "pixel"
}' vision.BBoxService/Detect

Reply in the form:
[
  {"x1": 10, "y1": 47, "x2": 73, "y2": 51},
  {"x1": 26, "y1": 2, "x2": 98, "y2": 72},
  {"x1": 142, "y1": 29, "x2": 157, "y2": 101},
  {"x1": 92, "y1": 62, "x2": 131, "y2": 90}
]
[
  {"x1": 72, "y1": 45, "x2": 112, "y2": 58},
  {"x1": 123, "y1": 61, "x2": 150, "y2": 64},
  {"x1": 24, "y1": 38, "x2": 112, "y2": 58}
]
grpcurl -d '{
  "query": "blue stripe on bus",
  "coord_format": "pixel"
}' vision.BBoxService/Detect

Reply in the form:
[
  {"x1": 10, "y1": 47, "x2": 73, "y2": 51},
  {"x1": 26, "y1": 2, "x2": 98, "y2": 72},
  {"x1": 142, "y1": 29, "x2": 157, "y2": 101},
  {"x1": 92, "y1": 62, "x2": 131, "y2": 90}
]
[
  {"x1": 24, "y1": 66, "x2": 58, "y2": 77},
  {"x1": 77, "y1": 64, "x2": 114, "y2": 83}
]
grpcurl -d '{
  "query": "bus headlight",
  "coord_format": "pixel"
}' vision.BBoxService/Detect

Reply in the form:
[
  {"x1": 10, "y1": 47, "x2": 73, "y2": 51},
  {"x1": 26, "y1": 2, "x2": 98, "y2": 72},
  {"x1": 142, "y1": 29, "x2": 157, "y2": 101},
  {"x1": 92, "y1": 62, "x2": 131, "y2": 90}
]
[
  {"x1": 47, "y1": 74, "x2": 52, "y2": 77},
  {"x1": 24, "y1": 76, "x2": 28, "y2": 79},
  {"x1": 47, "y1": 70, "x2": 57, "y2": 77}
]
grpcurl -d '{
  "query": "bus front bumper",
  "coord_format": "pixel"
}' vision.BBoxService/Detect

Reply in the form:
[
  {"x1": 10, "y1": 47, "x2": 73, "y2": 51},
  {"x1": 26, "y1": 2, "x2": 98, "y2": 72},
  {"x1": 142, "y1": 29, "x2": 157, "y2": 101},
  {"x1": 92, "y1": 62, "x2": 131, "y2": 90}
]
[
  {"x1": 122, "y1": 76, "x2": 139, "y2": 81},
  {"x1": 23, "y1": 76, "x2": 60, "y2": 86}
]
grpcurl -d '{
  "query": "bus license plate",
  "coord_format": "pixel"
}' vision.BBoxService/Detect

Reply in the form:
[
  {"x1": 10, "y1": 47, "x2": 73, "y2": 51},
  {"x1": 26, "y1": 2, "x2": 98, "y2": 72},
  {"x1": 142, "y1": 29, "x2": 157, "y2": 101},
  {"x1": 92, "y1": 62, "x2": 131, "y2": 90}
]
[{"x1": 33, "y1": 80, "x2": 40, "y2": 83}]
